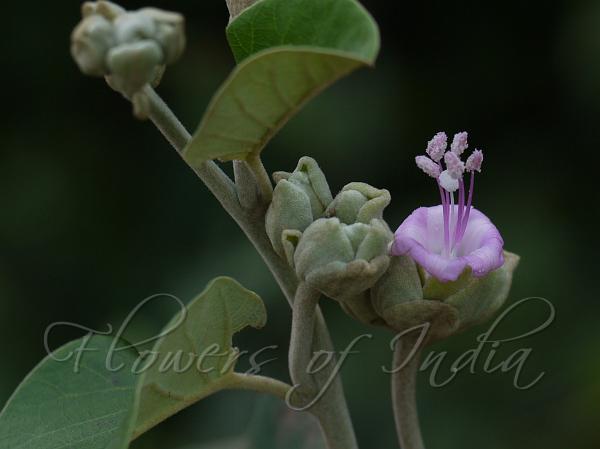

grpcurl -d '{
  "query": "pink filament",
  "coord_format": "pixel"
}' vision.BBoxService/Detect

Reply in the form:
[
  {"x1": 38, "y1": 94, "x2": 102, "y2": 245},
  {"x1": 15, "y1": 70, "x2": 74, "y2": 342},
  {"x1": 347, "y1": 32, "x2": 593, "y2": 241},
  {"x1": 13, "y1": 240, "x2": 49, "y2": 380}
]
[
  {"x1": 453, "y1": 179, "x2": 465, "y2": 249},
  {"x1": 457, "y1": 172, "x2": 475, "y2": 244},
  {"x1": 438, "y1": 182, "x2": 450, "y2": 257}
]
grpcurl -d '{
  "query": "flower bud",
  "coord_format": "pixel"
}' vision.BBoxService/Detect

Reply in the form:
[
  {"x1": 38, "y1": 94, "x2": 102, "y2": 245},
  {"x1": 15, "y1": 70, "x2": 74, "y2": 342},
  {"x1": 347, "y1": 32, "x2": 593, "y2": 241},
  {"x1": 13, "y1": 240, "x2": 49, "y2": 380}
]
[
  {"x1": 141, "y1": 8, "x2": 186, "y2": 64},
  {"x1": 106, "y1": 40, "x2": 164, "y2": 96},
  {"x1": 113, "y1": 11, "x2": 156, "y2": 43},
  {"x1": 266, "y1": 157, "x2": 332, "y2": 257},
  {"x1": 82, "y1": 1, "x2": 125, "y2": 19},
  {"x1": 71, "y1": 2, "x2": 185, "y2": 98},
  {"x1": 326, "y1": 182, "x2": 390, "y2": 224},
  {"x1": 290, "y1": 217, "x2": 392, "y2": 301},
  {"x1": 71, "y1": 15, "x2": 115, "y2": 76},
  {"x1": 371, "y1": 255, "x2": 459, "y2": 341}
]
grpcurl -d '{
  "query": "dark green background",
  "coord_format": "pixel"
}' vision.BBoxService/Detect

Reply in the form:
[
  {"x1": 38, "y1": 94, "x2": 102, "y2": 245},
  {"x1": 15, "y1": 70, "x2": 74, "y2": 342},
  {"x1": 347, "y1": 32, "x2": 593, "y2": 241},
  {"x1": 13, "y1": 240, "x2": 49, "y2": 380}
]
[{"x1": 1, "y1": 0, "x2": 598, "y2": 448}]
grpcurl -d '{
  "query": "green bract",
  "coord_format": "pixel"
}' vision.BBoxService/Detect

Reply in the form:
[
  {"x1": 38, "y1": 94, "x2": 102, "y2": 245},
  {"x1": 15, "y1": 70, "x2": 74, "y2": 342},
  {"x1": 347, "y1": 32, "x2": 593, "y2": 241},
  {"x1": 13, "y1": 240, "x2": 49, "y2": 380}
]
[
  {"x1": 290, "y1": 217, "x2": 391, "y2": 302},
  {"x1": 326, "y1": 182, "x2": 391, "y2": 224},
  {"x1": 266, "y1": 157, "x2": 333, "y2": 257},
  {"x1": 371, "y1": 252, "x2": 520, "y2": 342}
]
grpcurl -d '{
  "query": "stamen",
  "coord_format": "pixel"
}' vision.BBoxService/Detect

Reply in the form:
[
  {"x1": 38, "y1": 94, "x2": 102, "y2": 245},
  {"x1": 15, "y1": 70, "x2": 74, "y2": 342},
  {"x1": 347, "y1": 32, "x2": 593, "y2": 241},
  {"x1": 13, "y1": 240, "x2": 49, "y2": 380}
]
[
  {"x1": 438, "y1": 180, "x2": 450, "y2": 257},
  {"x1": 466, "y1": 149, "x2": 483, "y2": 172},
  {"x1": 457, "y1": 171, "x2": 475, "y2": 244},
  {"x1": 450, "y1": 191, "x2": 455, "y2": 252},
  {"x1": 426, "y1": 132, "x2": 447, "y2": 162},
  {"x1": 444, "y1": 189, "x2": 450, "y2": 257},
  {"x1": 454, "y1": 178, "x2": 465, "y2": 249},
  {"x1": 444, "y1": 152, "x2": 465, "y2": 180},
  {"x1": 451, "y1": 131, "x2": 468, "y2": 156},
  {"x1": 415, "y1": 155, "x2": 441, "y2": 178},
  {"x1": 417, "y1": 132, "x2": 485, "y2": 259}
]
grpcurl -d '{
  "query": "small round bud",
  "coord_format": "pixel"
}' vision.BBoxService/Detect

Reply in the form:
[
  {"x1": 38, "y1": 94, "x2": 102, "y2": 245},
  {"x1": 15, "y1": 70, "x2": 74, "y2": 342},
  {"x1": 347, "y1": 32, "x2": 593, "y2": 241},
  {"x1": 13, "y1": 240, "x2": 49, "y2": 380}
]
[
  {"x1": 113, "y1": 11, "x2": 156, "y2": 43},
  {"x1": 265, "y1": 157, "x2": 332, "y2": 257},
  {"x1": 71, "y1": 15, "x2": 115, "y2": 76},
  {"x1": 71, "y1": 1, "x2": 186, "y2": 102},
  {"x1": 141, "y1": 8, "x2": 186, "y2": 64},
  {"x1": 82, "y1": 1, "x2": 125, "y2": 20},
  {"x1": 106, "y1": 40, "x2": 163, "y2": 96},
  {"x1": 325, "y1": 182, "x2": 391, "y2": 225},
  {"x1": 292, "y1": 218, "x2": 392, "y2": 301}
]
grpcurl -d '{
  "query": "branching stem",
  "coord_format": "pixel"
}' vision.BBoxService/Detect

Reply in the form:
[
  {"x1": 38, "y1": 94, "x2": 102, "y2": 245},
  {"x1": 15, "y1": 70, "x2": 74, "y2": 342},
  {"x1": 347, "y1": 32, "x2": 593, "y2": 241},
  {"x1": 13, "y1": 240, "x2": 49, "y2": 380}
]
[{"x1": 138, "y1": 85, "x2": 357, "y2": 449}]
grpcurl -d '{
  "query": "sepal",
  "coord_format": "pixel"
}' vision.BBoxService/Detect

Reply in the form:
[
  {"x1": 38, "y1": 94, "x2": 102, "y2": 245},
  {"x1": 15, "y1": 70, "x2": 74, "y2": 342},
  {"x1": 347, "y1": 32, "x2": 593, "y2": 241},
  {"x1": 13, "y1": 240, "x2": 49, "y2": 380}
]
[
  {"x1": 326, "y1": 182, "x2": 390, "y2": 224},
  {"x1": 266, "y1": 157, "x2": 332, "y2": 257},
  {"x1": 292, "y1": 218, "x2": 392, "y2": 301}
]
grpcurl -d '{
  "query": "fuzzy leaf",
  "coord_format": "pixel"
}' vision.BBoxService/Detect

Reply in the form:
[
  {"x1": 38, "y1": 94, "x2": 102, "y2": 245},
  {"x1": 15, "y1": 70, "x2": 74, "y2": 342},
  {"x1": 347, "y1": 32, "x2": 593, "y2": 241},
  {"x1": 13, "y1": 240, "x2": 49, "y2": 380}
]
[
  {"x1": 133, "y1": 277, "x2": 267, "y2": 438},
  {"x1": 226, "y1": 0, "x2": 379, "y2": 63},
  {"x1": 183, "y1": 0, "x2": 379, "y2": 165},
  {"x1": 0, "y1": 336, "x2": 140, "y2": 449}
]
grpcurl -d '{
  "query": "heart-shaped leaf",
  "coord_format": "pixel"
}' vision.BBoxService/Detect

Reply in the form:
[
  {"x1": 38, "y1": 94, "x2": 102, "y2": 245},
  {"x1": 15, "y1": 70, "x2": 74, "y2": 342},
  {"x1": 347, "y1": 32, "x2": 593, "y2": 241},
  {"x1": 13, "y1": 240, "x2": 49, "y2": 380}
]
[
  {"x1": 183, "y1": 0, "x2": 380, "y2": 166},
  {"x1": 0, "y1": 335, "x2": 140, "y2": 449},
  {"x1": 133, "y1": 276, "x2": 267, "y2": 438},
  {"x1": 0, "y1": 277, "x2": 269, "y2": 447},
  {"x1": 226, "y1": 0, "x2": 380, "y2": 63}
]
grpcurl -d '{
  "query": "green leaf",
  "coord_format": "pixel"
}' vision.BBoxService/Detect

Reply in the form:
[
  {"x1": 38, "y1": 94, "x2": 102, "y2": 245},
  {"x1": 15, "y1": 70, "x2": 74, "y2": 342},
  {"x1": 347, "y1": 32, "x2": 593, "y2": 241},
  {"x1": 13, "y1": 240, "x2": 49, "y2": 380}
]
[
  {"x1": 0, "y1": 335, "x2": 140, "y2": 449},
  {"x1": 226, "y1": 0, "x2": 380, "y2": 63},
  {"x1": 244, "y1": 396, "x2": 326, "y2": 449},
  {"x1": 183, "y1": 0, "x2": 380, "y2": 165},
  {"x1": 133, "y1": 277, "x2": 267, "y2": 438}
]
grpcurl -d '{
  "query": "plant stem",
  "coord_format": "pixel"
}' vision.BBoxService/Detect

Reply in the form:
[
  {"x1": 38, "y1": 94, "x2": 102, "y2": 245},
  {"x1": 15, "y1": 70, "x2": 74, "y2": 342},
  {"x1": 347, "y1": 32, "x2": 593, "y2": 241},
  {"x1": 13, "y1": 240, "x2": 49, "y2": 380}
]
[
  {"x1": 228, "y1": 373, "x2": 291, "y2": 400},
  {"x1": 392, "y1": 338, "x2": 425, "y2": 449},
  {"x1": 245, "y1": 153, "x2": 274, "y2": 203},
  {"x1": 289, "y1": 282, "x2": 320, "y2": 392},
  {"x1": 132, "y1": 373, "x2": 292, "y2": 440},
  {"x1": 140, "y1": 85, "x2": 357, "y2": 448},
  {"x1": 289, "y1": 283, "x2": 358, "y2": 449}
]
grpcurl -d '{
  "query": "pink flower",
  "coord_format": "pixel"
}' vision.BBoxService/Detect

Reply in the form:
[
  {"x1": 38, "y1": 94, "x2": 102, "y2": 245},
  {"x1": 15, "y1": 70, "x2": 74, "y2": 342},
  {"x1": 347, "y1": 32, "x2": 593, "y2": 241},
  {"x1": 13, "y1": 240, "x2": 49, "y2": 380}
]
[
  {"x1": 391, "y1": 132, "x2": 505, "y2": 282},
  {"x1": 391, "y1": 206, "x2": 504, "y2": 282}
]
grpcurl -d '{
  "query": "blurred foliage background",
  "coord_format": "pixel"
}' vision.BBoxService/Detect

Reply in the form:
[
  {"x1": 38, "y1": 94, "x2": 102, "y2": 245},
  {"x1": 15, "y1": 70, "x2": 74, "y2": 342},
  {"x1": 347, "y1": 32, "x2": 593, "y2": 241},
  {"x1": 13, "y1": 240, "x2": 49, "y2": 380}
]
[{"x1": 1, "y1": 0, "x2": 599, "y2": 448}]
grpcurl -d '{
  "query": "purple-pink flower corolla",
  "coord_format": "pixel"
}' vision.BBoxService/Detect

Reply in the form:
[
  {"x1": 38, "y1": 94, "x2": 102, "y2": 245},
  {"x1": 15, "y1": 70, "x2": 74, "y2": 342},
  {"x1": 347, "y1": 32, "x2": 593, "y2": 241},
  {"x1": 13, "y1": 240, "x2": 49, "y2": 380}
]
[{"x1": 391, "y1": 132, "x2": 504, "y2": 282}]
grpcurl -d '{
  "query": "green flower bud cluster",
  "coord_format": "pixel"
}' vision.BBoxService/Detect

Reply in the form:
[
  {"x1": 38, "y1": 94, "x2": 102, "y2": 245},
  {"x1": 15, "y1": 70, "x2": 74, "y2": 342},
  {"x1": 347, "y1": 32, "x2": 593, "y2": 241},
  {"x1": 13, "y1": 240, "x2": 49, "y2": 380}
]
[
  {"x1": 266, "y1": 157, "x2": 394, "y2": 325},
  {"x1": 267, "y1": 157, "x2": 519, "y2": 339},
  {"x1": 71, "y1": 1, "x2": 185, "y2": 97}
]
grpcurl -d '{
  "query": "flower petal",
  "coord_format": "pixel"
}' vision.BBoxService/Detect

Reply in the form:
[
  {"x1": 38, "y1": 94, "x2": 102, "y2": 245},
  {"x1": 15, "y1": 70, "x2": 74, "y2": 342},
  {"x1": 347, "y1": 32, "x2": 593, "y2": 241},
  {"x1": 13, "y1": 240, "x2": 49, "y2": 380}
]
[{"x1": 391, "y1": 206, "x2": 504, "y2": 282}]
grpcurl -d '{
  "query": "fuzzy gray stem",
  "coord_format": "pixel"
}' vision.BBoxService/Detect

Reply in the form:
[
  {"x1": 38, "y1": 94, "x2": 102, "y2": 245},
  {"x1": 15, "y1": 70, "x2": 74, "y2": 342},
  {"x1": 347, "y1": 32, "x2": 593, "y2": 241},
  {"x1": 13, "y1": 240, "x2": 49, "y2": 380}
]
[
  {"x1": 289, "y1": 283, "x2": 320, "y2": 392},
  {"x1": 233, "y1": 160, "x2": 260, "y2": 209},
  {"x1": 289, "y1": 284, "x2": 358, "y2": 449},
  {"x1": 141, "y1": 85, "x2": 357, "y2": 449},
  {"x1": 392, "y1": 338, "x2": 425, "y2": 449}
]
